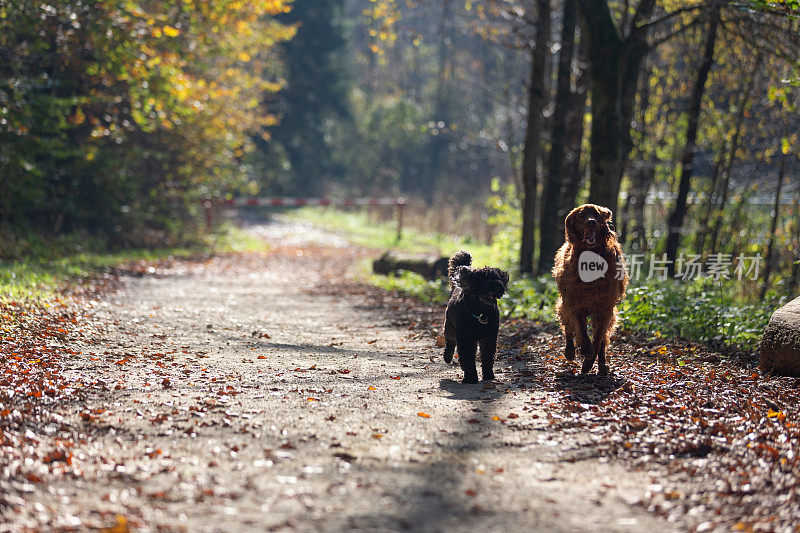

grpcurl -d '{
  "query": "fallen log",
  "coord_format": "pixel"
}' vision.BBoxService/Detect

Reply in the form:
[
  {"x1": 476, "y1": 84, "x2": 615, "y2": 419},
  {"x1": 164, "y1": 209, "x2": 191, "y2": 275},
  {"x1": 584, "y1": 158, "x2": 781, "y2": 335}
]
[
  {"x1": 372, "y1": 251, "x2": 449, "y2": 281},
  {"x1": 759, "y1": 295, "x2": 800, "y2": 377}
]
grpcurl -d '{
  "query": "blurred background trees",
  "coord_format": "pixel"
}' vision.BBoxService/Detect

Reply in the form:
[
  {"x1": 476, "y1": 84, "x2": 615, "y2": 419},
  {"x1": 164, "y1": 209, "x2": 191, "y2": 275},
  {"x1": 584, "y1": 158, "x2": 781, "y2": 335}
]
[
  {"x1": 2, "y1": 0, "x2": 799, "y2": 298},
  {"x1": 257, "y1": 0, "x2": 351, "y2": 195},
  {"x1": 0, "y1": 0, "x2": 294, "y2": 252}
]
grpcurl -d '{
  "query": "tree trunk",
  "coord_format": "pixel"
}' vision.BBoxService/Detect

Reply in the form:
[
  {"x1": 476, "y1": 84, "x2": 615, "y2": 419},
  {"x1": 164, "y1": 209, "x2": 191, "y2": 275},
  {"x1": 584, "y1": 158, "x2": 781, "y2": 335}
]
[
  {"x1": 759, "y1": 133, "x2": 788, "y2": 299},
  {"x1": 575, "y1": 0, "x2": 654, "y2": 215},
  {"x1": 708, "y1": 125, "x2": 749, "y2": 257},
  {"x1": 557, "y1": 39, "x2": 588, "y2": 239},
  {"x1": 503, "y1": 52, "x2": 522, "y2": 190},
  {"x1": 537, "y1": 0, "x2": 576, "y2": 274},
  {"x1": 622, "y1": 59, "x2": 655, "y2": 251},
  {"x1": 665, "y1": 8, "x2": 720, "y2": 275},
  {"x1": 519, "y1": 0, "x2": 551, "y2": 274}
]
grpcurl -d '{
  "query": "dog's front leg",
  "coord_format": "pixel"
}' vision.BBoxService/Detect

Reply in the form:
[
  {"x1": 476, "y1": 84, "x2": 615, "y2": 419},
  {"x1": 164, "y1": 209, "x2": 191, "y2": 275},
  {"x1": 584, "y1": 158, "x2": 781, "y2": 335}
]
[
  {"x1": 564, "y1": 334, "x2": 575, "y2": 361},
  {"x1": 443, "y1": 313, "x2": 456, "y2": 363},
  {"x1": 478, "y1": 339, "x2": 496, "y2": 381},
  {"x1": 443, "y1": 340, "x2": 456, "y2": 364},
  {"x1": 591, "y1": 311, "x2": 614, "y2": 375},
  {"x1": 457, "y1": 339, "x2": 479, "y2": 384},
  {"x1": 578, "y1": 315, "x2": 595, "y2": 374}
]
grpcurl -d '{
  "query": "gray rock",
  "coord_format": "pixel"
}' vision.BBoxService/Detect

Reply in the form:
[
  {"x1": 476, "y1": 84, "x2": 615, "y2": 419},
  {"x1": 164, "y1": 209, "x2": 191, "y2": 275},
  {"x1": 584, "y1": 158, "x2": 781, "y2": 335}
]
[{"x1": 759, "y1": 296, "x2": 800, "y2": 376}]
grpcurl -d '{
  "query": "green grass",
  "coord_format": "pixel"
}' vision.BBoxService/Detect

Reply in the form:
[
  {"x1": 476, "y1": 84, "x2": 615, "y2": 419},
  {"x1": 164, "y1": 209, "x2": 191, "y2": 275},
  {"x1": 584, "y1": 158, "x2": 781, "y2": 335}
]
[
  {"x1": 1, "y1": 247, "x2": 192, "y2": 304},
  {"x1": 212, "y1": 223, "x2": 272, "y2": 255},
  {"x1": 0, "y1": 222, "x2": 267, "y2": 305},
  {"x1": 283, "y1": 207, "x2": 493, "y2": 257},
  {"x1": 283, "y1": 207, "x2": 560, "y2": 322}
]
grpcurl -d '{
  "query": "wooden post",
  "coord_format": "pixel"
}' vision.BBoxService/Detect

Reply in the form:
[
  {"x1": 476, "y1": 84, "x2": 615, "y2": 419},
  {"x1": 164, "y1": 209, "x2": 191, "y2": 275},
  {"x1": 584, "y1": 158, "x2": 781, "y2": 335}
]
[
  {"x1": 395, "y1": 198, "x2": 405, "y2": 242},
  {"x1": 203, "y1": 200, "x2": 214, "y2": 234}
]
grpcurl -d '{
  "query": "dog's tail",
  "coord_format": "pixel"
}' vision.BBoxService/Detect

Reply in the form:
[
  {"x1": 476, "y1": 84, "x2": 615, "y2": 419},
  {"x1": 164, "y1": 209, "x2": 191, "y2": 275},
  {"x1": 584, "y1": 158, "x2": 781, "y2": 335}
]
[{"x1": 448, "y1": 250, "x2": 472, "y2": 285}]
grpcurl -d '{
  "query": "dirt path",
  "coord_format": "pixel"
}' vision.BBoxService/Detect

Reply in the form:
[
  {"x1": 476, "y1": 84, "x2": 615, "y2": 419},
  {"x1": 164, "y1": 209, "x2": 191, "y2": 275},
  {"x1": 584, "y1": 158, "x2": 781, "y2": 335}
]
[{"x1": 9, "y1": 221, "x2": 675, "y2": 532}]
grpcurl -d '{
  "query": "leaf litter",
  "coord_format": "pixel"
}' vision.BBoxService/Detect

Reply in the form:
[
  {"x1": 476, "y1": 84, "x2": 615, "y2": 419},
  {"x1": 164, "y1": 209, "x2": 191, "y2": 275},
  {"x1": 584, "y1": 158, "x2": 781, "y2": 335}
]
[
  {"x1": 3, "y1": 242, "x2": 798, "y2": 530},
  {"x1": 322, "y1": 277, "x2": 800, "y2": 531}
]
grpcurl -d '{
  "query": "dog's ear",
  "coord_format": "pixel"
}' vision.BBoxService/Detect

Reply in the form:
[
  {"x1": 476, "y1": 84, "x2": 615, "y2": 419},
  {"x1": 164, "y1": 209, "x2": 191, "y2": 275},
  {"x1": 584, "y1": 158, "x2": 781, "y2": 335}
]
[
  {"x1": 598, "y1": 206, "x2": 616, "y2": 233},
  {"x1": 498, "y1": 270, "x2": 509, "y2": 289},
  {"x1": 455, "y1": 266, "x2": 473, "y2": 289},
  {"x1": 564, "y1": 207, "x2": 582, "y2": 244}
]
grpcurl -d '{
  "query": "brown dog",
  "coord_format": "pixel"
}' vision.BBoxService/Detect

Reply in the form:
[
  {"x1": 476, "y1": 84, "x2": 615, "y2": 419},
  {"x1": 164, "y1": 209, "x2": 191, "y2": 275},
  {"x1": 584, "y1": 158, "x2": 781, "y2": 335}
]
[{"x1": 552, "y1": 204, "x2": 628, "y2": 375}]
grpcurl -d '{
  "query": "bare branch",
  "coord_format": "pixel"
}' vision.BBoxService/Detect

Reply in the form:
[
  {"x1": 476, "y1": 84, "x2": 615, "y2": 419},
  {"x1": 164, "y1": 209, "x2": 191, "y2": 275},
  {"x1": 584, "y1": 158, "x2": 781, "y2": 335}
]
[
  {"x1": 635, "y1": 4, "x2": 709, "y2": 33},
  {"x1": 648, "y1": 14, "x2": 705, "y2": 48}
]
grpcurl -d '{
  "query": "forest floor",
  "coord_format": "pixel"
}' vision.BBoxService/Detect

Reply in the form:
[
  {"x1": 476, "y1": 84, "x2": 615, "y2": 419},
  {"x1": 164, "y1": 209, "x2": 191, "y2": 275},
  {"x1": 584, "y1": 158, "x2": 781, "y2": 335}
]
[{"x1": 1, "y1": 219, "x2": 798, "y2": 532}]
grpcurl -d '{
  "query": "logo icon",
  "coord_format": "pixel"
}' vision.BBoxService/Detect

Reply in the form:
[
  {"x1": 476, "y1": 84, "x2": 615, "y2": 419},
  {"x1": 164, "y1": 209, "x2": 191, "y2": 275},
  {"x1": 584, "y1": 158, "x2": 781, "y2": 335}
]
[{"x1": 578, "y1": 251, "x2": 608, "y2": 282}]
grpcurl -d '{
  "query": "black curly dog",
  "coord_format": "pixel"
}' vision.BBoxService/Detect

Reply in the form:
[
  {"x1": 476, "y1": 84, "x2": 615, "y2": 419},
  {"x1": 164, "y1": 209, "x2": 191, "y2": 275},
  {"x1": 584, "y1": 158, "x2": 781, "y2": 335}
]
[{"x1": 442, "y1": 251, "x2": 509, "y2": 384}]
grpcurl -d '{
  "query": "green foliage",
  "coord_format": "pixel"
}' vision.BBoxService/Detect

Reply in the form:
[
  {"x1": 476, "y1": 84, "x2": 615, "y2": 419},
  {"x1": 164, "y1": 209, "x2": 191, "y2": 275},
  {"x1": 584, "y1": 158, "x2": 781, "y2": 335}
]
[
  {"x1": 370, "y1": 271, "x2": 450, "y2": 304},
  {"x1": 336, "y1": 93, "x2": 430, "y2": 193},
  {"x1": 500, "y1": 275, "x2": 559, "y2": 322},
  {"x1": 620, "y1": 279, "x2": 785, "y2": 350},
  {"x1": 0, "y1": 241, "x2": 194, "y2": 304},
  {"x1": 0, "y1": 222, "x2": 267, "y2": 305},
  {"x1": 485, "y1": 178, "x2": 522, "y2": 267}
]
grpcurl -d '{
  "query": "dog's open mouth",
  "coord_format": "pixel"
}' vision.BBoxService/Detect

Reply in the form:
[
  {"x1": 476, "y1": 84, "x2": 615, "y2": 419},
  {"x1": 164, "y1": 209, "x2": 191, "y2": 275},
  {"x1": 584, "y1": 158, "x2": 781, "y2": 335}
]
[{"x1": 582, "y1": 228, "x2": 597, "y2": 247}]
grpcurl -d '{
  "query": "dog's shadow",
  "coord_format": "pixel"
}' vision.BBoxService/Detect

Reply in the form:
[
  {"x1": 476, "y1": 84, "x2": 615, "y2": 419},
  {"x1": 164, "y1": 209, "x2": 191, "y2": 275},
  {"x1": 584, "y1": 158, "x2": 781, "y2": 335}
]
[
  {"x1": 554, "y1": 368, "x2": 626, "y2": 404},
  {"x1": 438, "y1": 378, "x2": 506, "y2": 401}
]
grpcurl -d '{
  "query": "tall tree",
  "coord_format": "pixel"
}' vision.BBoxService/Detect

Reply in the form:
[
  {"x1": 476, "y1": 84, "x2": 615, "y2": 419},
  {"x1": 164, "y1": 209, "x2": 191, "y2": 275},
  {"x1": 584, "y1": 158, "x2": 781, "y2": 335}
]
[
  {"x1": 760, "y1": 126, "x2": 788, "y2": 299},
  {"x1": 622, "y1": 59, "x2": 656, "y2": 252},
  {"x1": 574, "y1": 0, "x2": 655, "y2": 214},
  {"x1": 268, "y1": 0, "x2": 350, "y2": 195},
  {"x1": 537, "y1": 0, "x2": 577, "y2": 274},
  {"x1": 574, "y1": 0, "x2": 799, "y2": 218},
  {"x1": 0, "y1": 0, "x2": 293, "y2": 248},
  {"x1": 519, "y1": 0, "x2": 551, "y2": 274},
  {"x1": 665, "y1": 6, "x2": 721, "y2": 273},
  {"x1": 558, "y1": 39, "x2": 589, "y2": 224}
]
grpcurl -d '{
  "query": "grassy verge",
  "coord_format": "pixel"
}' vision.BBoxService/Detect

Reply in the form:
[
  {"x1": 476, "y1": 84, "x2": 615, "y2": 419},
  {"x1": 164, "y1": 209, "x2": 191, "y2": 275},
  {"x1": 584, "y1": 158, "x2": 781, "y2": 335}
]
[
  {"x1": 0, "y1": 223, "x2": 267, "y2": 305},
  {"x1": 284, "y1": 207, "x2": 559, "y2": 322},
  {"x1": 283, "y1": 207, "x2": 488, "y2": 255}
]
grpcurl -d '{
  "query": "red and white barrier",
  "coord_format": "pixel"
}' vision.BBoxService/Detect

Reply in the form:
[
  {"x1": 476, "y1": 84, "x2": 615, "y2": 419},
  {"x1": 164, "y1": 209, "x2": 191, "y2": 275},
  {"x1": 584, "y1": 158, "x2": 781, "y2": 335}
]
[{"x1": 216, "y1": 197, "x2": 405, "y2": 207}]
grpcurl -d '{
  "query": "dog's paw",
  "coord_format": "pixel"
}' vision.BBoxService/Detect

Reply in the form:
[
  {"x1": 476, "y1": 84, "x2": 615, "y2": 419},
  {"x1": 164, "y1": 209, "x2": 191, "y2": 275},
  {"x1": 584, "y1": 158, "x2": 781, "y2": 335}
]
[
  {"x1": 482, "y1": 371, "x2": 495, "y2": 381},
  {"x1": 580, "y1": 342, "x2": 592, "y2": 357},
  {"x1": 462, "y1": 375, "x2": 479, "y2": 384},
  {"x1": 443, "y1": 351, "x2": 453, "y2": 364},
  {"x1": 598, "y1": 364, "x2": 609, "y2": 376},
  {"x1": 580, "y1": 357, "x2": 595, "y2": 375},
  {"x1": 564, "y1": 344, "x2": 575, "y2": 361}
]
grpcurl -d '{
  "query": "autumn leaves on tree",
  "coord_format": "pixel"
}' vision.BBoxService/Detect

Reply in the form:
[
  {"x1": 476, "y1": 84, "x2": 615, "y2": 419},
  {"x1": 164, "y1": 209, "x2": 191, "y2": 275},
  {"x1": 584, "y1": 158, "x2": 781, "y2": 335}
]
[{"x1": 0, "y1": 1, "x2": 294, "y2": 250}]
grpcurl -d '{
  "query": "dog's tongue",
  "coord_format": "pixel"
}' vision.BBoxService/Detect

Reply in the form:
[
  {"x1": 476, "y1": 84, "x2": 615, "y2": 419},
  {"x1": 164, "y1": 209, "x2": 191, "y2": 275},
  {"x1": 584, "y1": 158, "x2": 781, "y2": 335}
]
[{"x1": 583, "y1": 228, "x2": 597, "y2": 246}]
